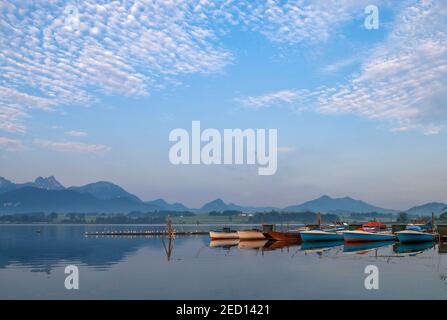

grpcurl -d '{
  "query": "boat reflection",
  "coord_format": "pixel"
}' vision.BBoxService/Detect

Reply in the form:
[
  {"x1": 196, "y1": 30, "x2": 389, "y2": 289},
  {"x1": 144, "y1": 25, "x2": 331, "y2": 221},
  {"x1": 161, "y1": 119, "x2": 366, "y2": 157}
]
[
  {"x1": 209, "y1": 239, "x2": 239, "y2": 248},
  {"x1": 343, "y1": 241, "x2": 394, "y2": 254},
  {"x1": 301, "y1": 241, "x2": 344, "y2": 253},
  {"x1": 393, "y1": 241, "x2": 434, "y2": 255},
  {"x1": 262, "y1": 240, "x2": 300, "y2": 251},
  {"x1": 238, "y1": 240, "x2": 269, "y2": 250}
]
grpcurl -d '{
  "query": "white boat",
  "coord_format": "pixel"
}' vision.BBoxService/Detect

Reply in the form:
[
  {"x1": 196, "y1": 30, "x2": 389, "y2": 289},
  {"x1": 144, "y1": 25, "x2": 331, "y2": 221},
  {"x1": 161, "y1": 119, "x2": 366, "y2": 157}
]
[
  {"x1": 237, "y1": 229, "x2": 266, "y2": 240},
  {"x1": 209, "y1": 227, "x2": 239, "y2": 239}
]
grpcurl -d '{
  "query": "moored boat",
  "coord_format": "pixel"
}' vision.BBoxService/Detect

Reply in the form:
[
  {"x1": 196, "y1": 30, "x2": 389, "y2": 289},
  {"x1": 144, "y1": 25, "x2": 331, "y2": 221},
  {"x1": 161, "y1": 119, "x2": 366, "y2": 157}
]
[
  {"x1": 396, "y1": 225, "x2": 436, "y2": 243},
  {"x1": 343, "y1": 230, "x2": 396, "y2": 242},
  {"x1": 237, "y1": 229, "x2": 266, "y2": 240},
  {"x1": 343, "y1": 221, "x2": 396, "y2": 243},
  {"x1": 209, "y1": 227, "x2": 239, "y2": 240},
  {"x1": 266, "y1": 230, "x2": 301, "y2": 241},
  {"x1": 300, "y1": 230, "x2": 344, "y2": 242}
]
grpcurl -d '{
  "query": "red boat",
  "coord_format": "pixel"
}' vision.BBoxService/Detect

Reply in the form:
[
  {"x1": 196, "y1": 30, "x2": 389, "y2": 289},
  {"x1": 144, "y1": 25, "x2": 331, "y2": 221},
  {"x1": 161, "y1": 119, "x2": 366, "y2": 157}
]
[
  {"x1": 265, "y1": 230, "x2": 301, "y2": 241},
  {"x1": 361, "y1": 221, "x2": 387, "y2": 232}
]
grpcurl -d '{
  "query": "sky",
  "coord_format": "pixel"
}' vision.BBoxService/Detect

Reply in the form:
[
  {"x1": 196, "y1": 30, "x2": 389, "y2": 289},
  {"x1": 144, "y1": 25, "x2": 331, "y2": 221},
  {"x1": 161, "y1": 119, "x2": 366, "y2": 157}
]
[{"x1": 0, "y1": 0, "x2": 446, "y2": 210}]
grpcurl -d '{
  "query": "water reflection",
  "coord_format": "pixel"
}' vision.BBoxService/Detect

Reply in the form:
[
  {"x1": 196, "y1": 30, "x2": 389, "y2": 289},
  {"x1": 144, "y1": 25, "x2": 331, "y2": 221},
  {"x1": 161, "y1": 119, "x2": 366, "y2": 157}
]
[
  {"x1": 238, "y1": 240, "x2": 268, "y2": 250},
  {"x1": 3, "y1": 225, "x2": 447, "y2": 299},
  {"x1": 393, "y1": 241, "x2": 434, "y2": 256},
  {"x1": 301, "y1": 241, "x2": 343, "y2": 253},
  {"x1": 209, "y1": 239, "x2": 239, "y2": 248},
  {"x1": 343, "y1": 241, "x2": 394, "y2": 255},
  {"x1": 0, "y1": 225, "x2": 205, "y2": 272},
  {"x1": 263, "y1": 240, "x2": 300, "y2": 251}
]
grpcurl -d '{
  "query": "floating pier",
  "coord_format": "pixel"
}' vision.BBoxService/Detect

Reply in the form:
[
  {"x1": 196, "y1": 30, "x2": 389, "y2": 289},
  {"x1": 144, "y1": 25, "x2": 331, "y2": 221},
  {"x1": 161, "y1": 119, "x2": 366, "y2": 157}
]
[{"x1": 84, "y1": 230, "x2": 208, "y2": 237}]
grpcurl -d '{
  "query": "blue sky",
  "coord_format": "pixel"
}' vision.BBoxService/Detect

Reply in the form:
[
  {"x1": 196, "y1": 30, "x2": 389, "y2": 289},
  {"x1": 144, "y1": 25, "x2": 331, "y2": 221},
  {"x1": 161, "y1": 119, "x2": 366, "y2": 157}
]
[{"x1": 0, "y1": 0, "x2": 446, "y2": 210}]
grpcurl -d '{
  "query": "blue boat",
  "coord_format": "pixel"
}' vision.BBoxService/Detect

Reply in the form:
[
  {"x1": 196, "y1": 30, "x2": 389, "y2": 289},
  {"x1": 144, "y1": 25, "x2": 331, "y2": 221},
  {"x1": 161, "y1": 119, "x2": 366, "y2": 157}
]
[
  {"x1": 396, "y1": 225, "x2": 435, "y2": 243},
  {"x1": 300, "y1": 230, "x2": 344, "y2": 242},
  {"x1": 343, "y1": 230, "x2": 397, "y2": 242}
]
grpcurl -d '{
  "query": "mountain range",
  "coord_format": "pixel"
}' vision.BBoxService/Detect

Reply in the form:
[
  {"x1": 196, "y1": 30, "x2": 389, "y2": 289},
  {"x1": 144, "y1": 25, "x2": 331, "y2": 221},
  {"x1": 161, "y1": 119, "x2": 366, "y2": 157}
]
[{"x1": 0, "y1": 176, "x2": 445, "y2": 216}]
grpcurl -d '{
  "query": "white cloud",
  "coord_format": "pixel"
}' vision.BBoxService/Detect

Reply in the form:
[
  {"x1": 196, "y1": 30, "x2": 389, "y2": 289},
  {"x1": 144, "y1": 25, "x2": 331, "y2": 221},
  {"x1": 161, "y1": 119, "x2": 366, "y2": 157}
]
[
  {"x1": 0, "y1": 0, "x2": 234, "y2": 132},
  {"x1": 0, "y1": 103, "x2": 27, "y2": 133},
  {"x1": 313, "y1": 0, "x2": 447, "y2": 134},
  {"x1": 236, "y1": 90, "x2": 299, "y2": 109},
  {"x1": 0, "y1": 137, "x2": 23, "y2": 151},
  {"x1": 321, "y1": 57, "x2": 358, "y2": 73},
  {"x1": 238, "y1": 1, "x2": 447, "y2": 135},
  {"x1": 64, "y1": 130, "x2": 88, "y2": 137},
  {"x1": 33, "y1": 139, "x2": 110, "y2": 154},
  {"x1": 236, "y1": 0, "x2": 381, "y2": 44}
]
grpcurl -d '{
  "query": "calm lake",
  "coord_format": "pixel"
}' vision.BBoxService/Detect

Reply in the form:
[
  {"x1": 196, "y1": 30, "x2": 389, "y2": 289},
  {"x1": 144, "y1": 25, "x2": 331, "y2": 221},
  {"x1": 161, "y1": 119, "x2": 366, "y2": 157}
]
[{"x1": 1, "y1": 224, "x2": 447, "y2": 299}]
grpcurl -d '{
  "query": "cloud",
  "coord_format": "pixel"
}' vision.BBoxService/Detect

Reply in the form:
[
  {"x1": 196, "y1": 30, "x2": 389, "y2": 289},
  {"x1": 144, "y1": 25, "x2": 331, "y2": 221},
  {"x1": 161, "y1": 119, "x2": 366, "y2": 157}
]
[
  {"x1": 321, "y1": 57, "x2": 358, "y2": 73},
  {"x1": 236, "y1": 90, "x2": 299, "y2": 109},
  {"x1": 237, "y1": 1, "x2": 447, "y2": 135},
  {"x1": 33, "y1": 139, "x2": 110, "y2": 154},
  {"x1": 0, "y1": 0, "x2": 234, "y2": 132},
  {"x1": 0, "y1": 137, "x2": 23, "y2": 151},
  {"x1": 236, "y1": 0, "x2": 381, "y2": 44},
  {"x1": 0, "y1": 103, "x2": 28, "y2": 133},
  {"x1": 64, "y1": 130, "x2": 88, "y2": 137},
  {"x1": 314, "y1": 0, "x2": 447, "y2": 134}
]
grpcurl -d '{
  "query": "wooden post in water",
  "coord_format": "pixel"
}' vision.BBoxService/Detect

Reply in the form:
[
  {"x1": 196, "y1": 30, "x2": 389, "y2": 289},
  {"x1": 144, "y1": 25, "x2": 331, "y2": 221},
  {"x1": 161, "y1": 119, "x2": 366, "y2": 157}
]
[{"x1": 161, "y1": 215, "x2": 174, "y2": 261}]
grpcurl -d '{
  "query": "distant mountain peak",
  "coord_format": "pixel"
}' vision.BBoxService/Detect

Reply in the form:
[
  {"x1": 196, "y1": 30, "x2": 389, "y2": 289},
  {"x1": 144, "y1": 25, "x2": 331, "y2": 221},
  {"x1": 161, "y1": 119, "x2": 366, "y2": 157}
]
[
  {"x1": 150, "y1": 198, "x2": 169, "y2": 206},
  {"x1": 0, "y1": 177, "x2": 13, "y2": 186},
  {"x1": 33, "y1": 176, "x2": 64, "y2": 190},
  {"x1": 68, "y1": 181, "x2": 141, "y2": 202},
  {"x1": 283, "y1": 195, "x2": 396, "y2": 214},
  {"x1": 209, "y1": 198, "x2": 226, "y2": 205}
]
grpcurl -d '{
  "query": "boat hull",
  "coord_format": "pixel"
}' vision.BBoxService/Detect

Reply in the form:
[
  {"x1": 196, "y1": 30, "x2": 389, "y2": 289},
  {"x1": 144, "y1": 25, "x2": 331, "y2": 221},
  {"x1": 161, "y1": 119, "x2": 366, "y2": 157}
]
[
  {"x1": 209, "y1": 231, "x2": 239, "y2": 240},
  {"x1": 237, "y1": 230, "x2": 266, "y2": 240},
  {"x1": 266, "y1": 231, "x2": 300, "y2": 241},
  {"x1": 396, "y1": 231, "x2": 435, "y2": 243},
  {"x1": 300, "y1": 230, "x2": 343, "y2": 242},
  {"x1": 343, "y1": 231, "x2": 396, "y2": 243}
]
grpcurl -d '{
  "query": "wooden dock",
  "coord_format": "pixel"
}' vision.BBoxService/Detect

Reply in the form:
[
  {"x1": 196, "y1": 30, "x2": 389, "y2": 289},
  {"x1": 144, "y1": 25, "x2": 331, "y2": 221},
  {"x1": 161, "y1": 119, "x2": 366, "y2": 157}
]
[{"x1": 84, "y1": 230, "x2": 208, "y2": 237}]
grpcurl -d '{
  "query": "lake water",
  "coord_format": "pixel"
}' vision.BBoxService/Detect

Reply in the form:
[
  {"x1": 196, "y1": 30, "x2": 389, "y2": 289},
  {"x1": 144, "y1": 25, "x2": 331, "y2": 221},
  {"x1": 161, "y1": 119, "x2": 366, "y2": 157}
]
[{"x1": 1, "y1": 224, "x2": 447, "y2": 299}]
